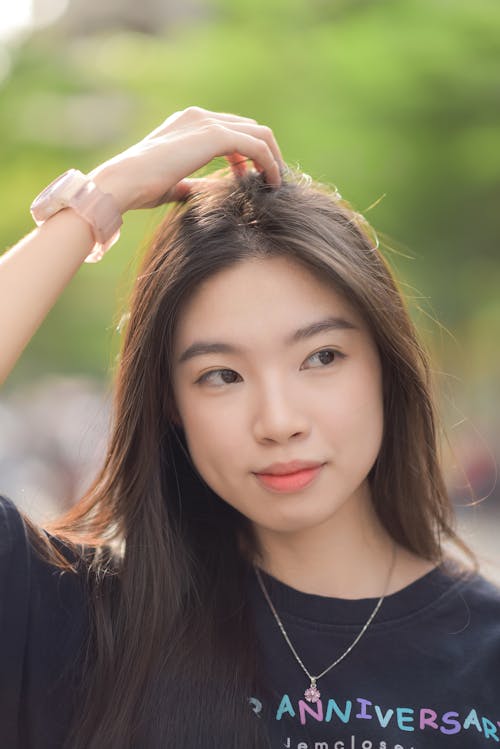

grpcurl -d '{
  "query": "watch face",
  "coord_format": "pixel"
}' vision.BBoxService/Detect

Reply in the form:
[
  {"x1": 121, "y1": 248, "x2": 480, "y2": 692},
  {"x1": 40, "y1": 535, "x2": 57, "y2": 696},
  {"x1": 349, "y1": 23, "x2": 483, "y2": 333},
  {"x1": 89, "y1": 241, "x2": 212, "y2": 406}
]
[
  {"x1": 32, "y1": 169, "x2": 75, "y2": 204},
  {"x1": 30, "y1": 169, "x2": 82, "y2": 220}
]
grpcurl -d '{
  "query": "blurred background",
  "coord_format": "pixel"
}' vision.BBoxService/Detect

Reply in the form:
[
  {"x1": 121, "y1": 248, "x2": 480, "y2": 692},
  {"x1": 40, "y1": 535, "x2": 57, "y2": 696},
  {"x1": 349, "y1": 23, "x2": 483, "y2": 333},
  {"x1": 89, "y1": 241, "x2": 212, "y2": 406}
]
[{"x1": 0, "y1": 0, "x2": 499, "y2": 580}]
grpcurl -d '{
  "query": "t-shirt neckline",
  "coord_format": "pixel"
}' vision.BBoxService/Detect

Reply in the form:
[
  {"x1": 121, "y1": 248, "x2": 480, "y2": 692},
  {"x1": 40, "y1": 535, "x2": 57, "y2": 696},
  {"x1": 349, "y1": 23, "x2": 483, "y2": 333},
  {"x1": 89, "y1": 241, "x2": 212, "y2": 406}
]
[{"x1": 248, "y1": 556, "x2": 471, "y2": 627}]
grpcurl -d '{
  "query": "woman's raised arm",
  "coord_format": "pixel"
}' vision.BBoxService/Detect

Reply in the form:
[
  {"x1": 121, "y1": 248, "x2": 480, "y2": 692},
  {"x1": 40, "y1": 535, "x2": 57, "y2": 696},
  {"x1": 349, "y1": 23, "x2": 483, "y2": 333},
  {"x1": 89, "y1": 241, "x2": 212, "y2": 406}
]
[{"x1": 0, "y1": 107, "x2": 283, "y2": 386}]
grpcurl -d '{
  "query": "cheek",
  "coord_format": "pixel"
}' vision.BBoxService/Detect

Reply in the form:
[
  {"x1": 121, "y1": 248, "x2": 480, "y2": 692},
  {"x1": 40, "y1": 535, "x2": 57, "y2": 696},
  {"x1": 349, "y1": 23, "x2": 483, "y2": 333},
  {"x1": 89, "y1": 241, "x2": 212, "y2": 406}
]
[
  {"x1": 179, "y1": 401, "x2": 244, "y2": 481},
  {"x1": 324, "y1": 369, "x2": 384, "y2": 463}
]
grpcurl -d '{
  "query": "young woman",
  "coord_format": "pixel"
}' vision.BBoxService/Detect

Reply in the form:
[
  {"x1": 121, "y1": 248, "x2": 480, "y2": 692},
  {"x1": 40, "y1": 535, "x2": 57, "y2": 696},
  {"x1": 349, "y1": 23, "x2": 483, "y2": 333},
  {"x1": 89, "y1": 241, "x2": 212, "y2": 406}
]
[{"x1": 0, "y1": 106, "x2": 498, "y2": 749}]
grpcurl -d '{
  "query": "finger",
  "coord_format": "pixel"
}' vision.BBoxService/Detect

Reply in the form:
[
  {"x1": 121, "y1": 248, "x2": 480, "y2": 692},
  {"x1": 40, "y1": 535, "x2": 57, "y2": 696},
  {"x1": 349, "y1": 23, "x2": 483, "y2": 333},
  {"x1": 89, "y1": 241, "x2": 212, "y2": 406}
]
[
  {"x1": 212, "y1": 123, "x2": 283, "y2": 186},
  {"x1": 146, "y1": 108, "x2": 259, "y2": 140},
  {"x1": 226, "y1": 152, "x2": 248, "y2": 177},
  {"x1": 193, "y1": 108, "x2": 258, "y2": 125},
  {"x1": 169, "y1": 178, "x2": 216, "y2": 202},
  {"x1": 216, "y1": 120, "x2": 284, "y2": 173},
  {"x1": 167, "y1": 167, "x2": 262, "y2": 203},
  {"x1": 169, "y1": 175, "x2": 243, "y2": 202},
  {"x1": 138, "y1": 179, "x2": 197, "y2": 207},
  {"x1": 165, "y1": 123, "x2": 282, "y2": 187},
  {"x1": 168, "y1": 179, "x2": 193, "y2": 202}
]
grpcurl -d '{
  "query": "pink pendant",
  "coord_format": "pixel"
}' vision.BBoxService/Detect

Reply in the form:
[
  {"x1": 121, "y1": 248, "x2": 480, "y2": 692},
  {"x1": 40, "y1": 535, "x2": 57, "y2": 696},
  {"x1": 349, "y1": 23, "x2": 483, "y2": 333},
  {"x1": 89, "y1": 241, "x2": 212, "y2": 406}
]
[{"x1": 304, "y1": 679, "x2": 320, "y2": 703}]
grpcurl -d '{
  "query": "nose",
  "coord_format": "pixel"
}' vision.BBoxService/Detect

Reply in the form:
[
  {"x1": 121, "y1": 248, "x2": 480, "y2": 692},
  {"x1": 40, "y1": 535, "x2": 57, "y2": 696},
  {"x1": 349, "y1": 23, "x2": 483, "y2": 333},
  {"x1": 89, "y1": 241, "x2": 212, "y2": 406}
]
[{"x1": 252, "y1": 377, "x2": 310, "y2": 444}]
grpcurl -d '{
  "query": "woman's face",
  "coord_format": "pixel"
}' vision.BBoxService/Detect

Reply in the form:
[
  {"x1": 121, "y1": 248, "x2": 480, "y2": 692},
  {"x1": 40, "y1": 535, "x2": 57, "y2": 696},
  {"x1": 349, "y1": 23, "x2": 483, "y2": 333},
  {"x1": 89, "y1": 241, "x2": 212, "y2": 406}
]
[{"x1": 171, "y1": 255, "x2": 384, "y2": 539}]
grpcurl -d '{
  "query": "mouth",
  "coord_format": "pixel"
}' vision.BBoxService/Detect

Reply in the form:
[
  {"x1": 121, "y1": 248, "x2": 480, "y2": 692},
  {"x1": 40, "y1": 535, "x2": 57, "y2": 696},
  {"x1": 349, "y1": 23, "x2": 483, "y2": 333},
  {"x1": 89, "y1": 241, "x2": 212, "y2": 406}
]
[
  {"x1": 254, "y1": 459, "x2": 325, "y2": 475},
  {"x1": 253, "y1": 464, "x2": 325, "y2": 493}
]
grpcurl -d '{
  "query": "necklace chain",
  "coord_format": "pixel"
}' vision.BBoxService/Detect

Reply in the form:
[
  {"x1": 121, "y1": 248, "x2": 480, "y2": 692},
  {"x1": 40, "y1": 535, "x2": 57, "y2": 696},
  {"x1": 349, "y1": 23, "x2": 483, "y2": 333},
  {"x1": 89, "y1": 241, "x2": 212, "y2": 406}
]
[{"x1": 253, "y1": 542, "x2": 397, "y2": 703}]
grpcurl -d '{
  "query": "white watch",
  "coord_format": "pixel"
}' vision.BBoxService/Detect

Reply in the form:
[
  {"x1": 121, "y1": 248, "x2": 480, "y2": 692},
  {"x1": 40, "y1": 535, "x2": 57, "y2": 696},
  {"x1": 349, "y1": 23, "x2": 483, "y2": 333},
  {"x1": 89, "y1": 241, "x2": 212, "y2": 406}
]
[{"x1": 30, "y1": 169, "x2": 123, "y2": 263}]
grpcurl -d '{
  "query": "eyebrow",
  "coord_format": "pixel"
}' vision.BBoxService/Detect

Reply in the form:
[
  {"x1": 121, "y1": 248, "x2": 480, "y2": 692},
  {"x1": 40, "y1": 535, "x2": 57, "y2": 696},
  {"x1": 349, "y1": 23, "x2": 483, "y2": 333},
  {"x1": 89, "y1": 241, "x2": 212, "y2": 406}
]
[{"x1": 177, "y1": 315, "x2": 359, "y2": 365}]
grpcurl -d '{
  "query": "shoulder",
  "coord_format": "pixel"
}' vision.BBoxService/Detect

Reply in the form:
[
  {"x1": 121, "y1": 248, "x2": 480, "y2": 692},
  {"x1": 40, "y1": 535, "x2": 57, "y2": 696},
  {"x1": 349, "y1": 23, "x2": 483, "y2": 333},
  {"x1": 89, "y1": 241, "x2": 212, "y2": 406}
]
[
  {"x1": 459, "y1": 566, "x2": 500, "y2": 614},
  {"x1": 0, "y1": 496, "x2": 96, "y2": 745},
  {"x1": 0, "y1": 494, "x2": 32, "y2": 603},
  {"x1": 0, "y1": 494, "x2": 91, "y2": 622},
  {"x1": 0, "y1": 494, "x2": 93, "y2": 658},
  {"x1": 441, "y1": 553, "x2": 500, "y2": 599},
  {"x1": 437, "y1": 558, "x2": 500, "y2": 648},
  {"x1": 0, "y1": 493, "x2": 28, "y2": 548},
  {"x1": 0, "y1": 493, "x2": 83, "y2": 569}
]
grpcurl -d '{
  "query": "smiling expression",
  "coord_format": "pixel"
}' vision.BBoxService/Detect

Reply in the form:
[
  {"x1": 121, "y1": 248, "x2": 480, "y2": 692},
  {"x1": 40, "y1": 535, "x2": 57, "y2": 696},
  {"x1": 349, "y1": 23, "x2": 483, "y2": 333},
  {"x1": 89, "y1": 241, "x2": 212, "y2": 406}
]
[{"x1": 171, "y1": 255, "x2": 384, "y2": 537}]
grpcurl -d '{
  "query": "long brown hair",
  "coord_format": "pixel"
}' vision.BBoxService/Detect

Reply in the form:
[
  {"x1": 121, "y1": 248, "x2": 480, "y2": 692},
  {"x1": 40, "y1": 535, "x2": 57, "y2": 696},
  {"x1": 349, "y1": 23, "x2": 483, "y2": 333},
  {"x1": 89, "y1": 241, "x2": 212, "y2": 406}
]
[{"x1": 23, "y1": 166, "x2": 475, "y2": 747}]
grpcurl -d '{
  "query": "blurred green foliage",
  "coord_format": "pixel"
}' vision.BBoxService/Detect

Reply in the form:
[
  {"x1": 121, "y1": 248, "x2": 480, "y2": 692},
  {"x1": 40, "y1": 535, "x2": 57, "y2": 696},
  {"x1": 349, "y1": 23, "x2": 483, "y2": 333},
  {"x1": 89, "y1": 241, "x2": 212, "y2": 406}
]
[{"x1": 0, "y1": 0, "x2": 499, "y2": 412}]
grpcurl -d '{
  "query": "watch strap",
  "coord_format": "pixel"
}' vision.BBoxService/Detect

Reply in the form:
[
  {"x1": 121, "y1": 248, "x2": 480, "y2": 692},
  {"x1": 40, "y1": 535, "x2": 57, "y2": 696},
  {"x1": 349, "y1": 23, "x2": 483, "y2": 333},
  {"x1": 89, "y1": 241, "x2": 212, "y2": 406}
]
[
  {"x1": 70, "y1": 179, "x2": 123, "y2": 263},
  {"x1": 30, "y1": 169, "x2": 123, "y2": 264}
]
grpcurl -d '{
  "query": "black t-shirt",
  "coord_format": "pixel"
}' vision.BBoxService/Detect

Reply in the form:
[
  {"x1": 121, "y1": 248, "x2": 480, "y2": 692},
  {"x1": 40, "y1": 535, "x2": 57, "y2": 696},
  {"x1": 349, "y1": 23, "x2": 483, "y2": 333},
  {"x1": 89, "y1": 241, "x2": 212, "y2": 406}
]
[
  {"x1": 2, "y1": 494, "x2": 500, "y2": 749},
  {"x1": 246, "y1": 554, "x2": 500, "y2": 748},
  {"x1": 0, "y1": 495, "x2": 90, "y2": 749}
]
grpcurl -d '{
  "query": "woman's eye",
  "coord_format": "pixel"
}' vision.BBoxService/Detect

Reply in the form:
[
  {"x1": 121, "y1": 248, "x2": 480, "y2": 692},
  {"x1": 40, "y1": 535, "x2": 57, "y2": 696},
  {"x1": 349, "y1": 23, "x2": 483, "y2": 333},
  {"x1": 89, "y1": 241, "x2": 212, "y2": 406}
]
[
  {"x1": 303, "y1": 348, "x2": 345, "y2": 368},
  {"x1": 195, "y1": 349, "x2": 344, "y2": 387},
  {"x1": 196, "y1": 369, "x2": 241, "y2": 386}
]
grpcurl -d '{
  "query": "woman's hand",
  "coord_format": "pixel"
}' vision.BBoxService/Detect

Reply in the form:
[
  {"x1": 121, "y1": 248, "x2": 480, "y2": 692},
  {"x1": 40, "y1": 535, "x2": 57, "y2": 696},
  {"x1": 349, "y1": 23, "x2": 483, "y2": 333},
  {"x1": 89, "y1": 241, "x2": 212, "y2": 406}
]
[{"x1": 87, "y1": 107, "x2": 284, "y2": 215}]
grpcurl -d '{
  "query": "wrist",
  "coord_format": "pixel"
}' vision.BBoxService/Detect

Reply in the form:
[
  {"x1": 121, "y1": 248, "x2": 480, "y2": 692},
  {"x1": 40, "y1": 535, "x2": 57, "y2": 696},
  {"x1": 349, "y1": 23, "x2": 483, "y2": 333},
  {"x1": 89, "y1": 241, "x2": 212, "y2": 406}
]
[
  {"x1": 87, "y1": 165, "x2": 130, "y2": 216},
  {"x1": 30, "y1": 169, "x2": 123, "y2": 264}
]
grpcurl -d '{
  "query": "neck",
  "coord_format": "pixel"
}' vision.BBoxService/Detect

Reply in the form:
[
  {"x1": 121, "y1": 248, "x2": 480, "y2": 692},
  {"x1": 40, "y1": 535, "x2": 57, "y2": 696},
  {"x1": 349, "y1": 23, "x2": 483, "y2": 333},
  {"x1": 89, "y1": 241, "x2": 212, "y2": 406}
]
[{"x1": 249, "y1": 483, "x2": 435, "y2": 599}]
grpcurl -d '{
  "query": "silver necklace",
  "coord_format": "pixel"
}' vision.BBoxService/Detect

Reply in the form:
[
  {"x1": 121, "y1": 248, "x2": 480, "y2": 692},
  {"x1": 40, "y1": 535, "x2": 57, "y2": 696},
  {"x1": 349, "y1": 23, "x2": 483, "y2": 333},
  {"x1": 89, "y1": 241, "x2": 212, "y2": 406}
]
[{"x1": 253, "y1": 541, "x2": 397, "y2": 703}]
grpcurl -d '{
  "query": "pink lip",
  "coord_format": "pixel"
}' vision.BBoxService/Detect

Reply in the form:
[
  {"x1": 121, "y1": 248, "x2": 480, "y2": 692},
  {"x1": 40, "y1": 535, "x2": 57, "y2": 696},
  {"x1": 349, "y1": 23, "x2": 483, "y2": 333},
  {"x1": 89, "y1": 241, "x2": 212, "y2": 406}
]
[
  {"x1": 254, "y1": 464, "x2": 324, "y2": 493},
  {"x1": 255, "y1": 459, "x2": 324, "y2": 475}
]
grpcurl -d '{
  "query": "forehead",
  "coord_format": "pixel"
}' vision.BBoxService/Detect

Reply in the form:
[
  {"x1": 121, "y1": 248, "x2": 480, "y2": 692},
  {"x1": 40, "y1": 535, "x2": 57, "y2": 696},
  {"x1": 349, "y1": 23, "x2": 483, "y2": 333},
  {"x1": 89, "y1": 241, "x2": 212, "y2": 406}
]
[{"x1": 173, "y1": 256, "x2": 365, "y2": 349}]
